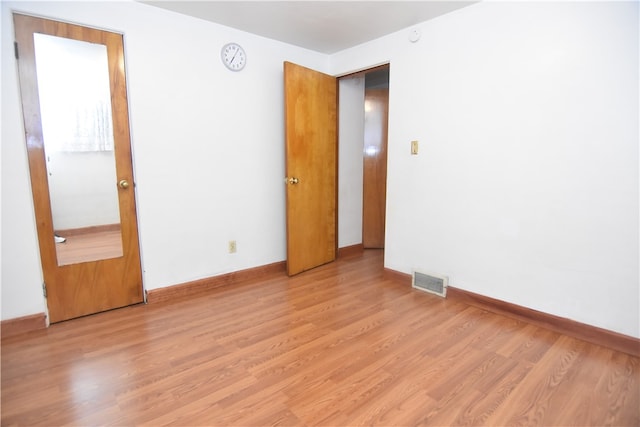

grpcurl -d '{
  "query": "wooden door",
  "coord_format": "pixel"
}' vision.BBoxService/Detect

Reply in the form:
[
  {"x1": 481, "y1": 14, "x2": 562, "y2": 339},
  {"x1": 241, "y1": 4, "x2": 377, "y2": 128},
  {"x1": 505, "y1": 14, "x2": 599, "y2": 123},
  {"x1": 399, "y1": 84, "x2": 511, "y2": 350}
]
[
  {"x1": 284, "y1": 62, "x2": 337, "y2": 276},
  {"x1": 362, "y1": 88, "x2": 389, "y2": 248},
  {"x1": 13, "y1": 14, "x2": 143, "y2": 323}
]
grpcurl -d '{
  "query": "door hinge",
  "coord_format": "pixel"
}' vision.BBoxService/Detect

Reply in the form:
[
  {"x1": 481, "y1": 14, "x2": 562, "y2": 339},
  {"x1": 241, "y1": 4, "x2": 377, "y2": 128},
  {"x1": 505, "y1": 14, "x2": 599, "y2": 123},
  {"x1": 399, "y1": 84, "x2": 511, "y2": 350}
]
[
  {"x1": 42, "y1": 282, "x2": 47, "y2": 298},
  {"x1": 14, "y1": 41, "x2": 19, "y2": 60}
]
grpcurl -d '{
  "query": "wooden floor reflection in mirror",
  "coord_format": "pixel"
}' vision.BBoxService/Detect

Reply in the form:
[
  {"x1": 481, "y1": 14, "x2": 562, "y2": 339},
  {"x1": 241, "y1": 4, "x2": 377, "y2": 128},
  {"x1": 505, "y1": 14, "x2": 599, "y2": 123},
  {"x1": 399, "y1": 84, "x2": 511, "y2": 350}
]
[{"x1": 55, "y1": 225, "x2": 123, "y2": 266}]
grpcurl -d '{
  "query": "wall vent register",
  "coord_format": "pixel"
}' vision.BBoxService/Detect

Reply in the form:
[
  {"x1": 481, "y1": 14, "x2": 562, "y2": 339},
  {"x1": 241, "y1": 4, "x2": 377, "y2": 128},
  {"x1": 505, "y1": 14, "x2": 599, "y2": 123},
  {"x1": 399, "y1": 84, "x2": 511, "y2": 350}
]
[{"x1": 412, "y1": 270, "x2": 448, "y2": 297}]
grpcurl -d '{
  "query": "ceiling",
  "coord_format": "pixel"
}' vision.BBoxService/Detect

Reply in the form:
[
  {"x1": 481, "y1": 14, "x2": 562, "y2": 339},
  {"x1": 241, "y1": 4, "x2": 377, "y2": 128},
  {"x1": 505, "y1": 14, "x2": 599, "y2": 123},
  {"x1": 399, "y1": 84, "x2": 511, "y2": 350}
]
[{"x1": 140, "y1": 1, "x2": 477, "y2": 54}]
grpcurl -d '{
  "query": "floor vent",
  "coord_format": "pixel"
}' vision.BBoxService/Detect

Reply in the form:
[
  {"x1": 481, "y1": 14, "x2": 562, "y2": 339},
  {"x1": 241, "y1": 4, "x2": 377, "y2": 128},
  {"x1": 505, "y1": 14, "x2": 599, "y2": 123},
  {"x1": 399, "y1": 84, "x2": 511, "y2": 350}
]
[{"x1": 412, "y1": 271, "x2": 448, "y2": 297}]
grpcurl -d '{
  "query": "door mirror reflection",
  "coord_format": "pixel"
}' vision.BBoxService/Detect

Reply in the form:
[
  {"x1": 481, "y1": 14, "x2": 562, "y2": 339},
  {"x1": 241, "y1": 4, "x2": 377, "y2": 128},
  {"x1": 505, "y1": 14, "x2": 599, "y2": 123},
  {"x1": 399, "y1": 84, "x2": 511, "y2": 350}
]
[{"x1": 34, "y1": 33, "x2": 123, "y2": 266}]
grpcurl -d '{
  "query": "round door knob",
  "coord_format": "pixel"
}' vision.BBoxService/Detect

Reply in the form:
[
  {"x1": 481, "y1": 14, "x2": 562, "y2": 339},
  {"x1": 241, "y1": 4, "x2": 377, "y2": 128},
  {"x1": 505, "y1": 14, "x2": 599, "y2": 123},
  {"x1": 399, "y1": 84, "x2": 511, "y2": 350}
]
[
  {"x1": 288, "y1": 177, "x2": 299, "y2": 185},
  {"x1": 118, "y1": 179, "x2": 130, "y2": 189}
]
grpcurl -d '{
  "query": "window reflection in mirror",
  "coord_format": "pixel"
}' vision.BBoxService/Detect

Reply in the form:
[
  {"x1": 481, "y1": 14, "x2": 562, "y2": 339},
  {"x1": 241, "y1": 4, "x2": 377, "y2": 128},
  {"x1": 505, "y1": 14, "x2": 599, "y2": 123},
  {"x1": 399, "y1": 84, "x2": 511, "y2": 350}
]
[{"x1": 34, "y1": 34, "x2": 124, "y2": 266}]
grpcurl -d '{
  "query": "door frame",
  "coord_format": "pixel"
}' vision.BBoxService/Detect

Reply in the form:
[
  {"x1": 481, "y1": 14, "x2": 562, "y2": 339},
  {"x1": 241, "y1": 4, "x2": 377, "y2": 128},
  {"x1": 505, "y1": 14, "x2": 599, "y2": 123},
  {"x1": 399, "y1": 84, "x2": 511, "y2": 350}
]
[{"x1": 336, "y1": 63, "x2": 390, "y2": 252}]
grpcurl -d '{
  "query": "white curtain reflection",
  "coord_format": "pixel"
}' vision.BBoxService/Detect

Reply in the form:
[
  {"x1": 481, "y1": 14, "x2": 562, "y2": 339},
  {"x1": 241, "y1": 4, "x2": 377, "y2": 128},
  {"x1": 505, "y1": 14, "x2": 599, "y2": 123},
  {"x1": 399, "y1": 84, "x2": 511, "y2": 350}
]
[
  {"x1": 34, "y1": 33, "x2": 114, "y2": 152},
  {"x1": 33, "y1": 33, "x2": 123, "y2": 265}
]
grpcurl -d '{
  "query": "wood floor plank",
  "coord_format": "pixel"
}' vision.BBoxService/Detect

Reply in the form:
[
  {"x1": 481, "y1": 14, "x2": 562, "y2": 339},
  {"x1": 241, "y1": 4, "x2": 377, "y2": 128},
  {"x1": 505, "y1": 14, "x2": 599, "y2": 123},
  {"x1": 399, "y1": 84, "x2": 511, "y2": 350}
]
[
  {"x1": 591, "y1": 351, "x2": 640, "y2": 426},
  {"x1": 54, "y1": 228, "x2": 123, "y2": 266},
  {"x1": 499, "y1": 322, "x2": 561, "y2": 363},
  {"x1": 484, "y1": 335, "x2": 589, "y2": 425},
  {"x1": 2, "y1": 249, "x2": 639, "y2": 426},
  {"x1": 369, "y1": 388, "x2": 440, "y2": 426},
  {"x1": 451, "y1": 360, "x2": 533, "y2": 426}
]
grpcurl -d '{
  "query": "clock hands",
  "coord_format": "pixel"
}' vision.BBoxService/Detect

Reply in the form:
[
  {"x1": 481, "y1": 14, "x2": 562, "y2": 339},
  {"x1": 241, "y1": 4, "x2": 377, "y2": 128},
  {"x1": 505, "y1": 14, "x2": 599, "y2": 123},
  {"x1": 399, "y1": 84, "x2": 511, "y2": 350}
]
[
  {"x1": 221, "y1": 43, "x2": 245, "y2": 71},
  {"x1": 230, "y1": 49, "x2": 239, "y2": 65}
]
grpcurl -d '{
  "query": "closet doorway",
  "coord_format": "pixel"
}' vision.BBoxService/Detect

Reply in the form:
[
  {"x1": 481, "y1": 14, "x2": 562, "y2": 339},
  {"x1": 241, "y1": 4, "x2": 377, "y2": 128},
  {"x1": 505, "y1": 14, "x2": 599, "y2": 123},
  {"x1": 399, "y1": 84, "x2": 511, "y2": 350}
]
[
  {"x1": 338, "y1": 64, "x2": 389, "y2": 251},
  {"x1": 362, "y1": 66, "x2": 389, "y2": 248}
]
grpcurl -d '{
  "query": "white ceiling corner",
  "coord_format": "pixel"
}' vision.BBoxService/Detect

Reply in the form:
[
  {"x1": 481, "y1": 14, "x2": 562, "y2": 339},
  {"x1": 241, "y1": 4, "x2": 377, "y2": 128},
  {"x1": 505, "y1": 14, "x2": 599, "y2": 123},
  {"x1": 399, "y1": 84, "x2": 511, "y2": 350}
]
[{"x1": 139, "y1": 1, "x2": 477, "y2": 54}]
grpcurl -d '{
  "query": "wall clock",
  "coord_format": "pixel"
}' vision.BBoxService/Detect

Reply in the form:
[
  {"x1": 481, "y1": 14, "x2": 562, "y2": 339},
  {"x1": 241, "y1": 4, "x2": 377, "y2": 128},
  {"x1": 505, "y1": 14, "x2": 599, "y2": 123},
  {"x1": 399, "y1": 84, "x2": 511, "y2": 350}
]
[{"x1": 221, "y1": 42, "x2": 246, "y2": 71}]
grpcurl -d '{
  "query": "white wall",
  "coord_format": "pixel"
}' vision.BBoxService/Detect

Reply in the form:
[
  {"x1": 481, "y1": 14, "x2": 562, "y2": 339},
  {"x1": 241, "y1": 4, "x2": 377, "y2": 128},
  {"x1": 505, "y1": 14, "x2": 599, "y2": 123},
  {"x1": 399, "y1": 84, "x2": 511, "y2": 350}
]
[
  {"x1": 1, "y1": 0, "x2": 327, "y2": 319},
  {"x1": 48, "y1": 151, "x2": 121, "y2": 230},
  {"x1": 331, "y1": 1, "x2": 639, "y2": 338},
  {"x1": 338, "y1": 76, "x2": 365, "y2": 248},
  {"x1": 1, "y1": 6, "x2": 46, "y2": 319}
]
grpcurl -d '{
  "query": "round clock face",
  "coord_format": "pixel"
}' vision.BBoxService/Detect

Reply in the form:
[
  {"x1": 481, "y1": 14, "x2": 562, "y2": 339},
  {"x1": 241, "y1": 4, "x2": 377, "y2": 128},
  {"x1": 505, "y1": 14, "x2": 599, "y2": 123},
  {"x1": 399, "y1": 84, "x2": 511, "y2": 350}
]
[{"x1": 221, "y1": 43, "x2": 246, "y2": 71}]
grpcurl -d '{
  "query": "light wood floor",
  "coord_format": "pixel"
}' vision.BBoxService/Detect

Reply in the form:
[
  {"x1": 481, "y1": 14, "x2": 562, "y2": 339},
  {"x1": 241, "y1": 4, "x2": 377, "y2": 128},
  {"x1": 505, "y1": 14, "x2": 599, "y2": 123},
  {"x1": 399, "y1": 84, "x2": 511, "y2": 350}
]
[
  {"x1": 55, "y1": 229, "x2": 123, "y2": 266},
  {"x1": 2, "y1": 250, "x2": 638, "y2": 426}
]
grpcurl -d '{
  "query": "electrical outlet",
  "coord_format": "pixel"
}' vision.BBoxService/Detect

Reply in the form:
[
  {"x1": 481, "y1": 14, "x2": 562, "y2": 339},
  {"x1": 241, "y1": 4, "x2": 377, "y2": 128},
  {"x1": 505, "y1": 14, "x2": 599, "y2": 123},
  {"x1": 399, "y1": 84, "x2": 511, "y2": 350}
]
[
  {"x1": 228, "y1": 240, "x2": 237, "y2": 253},
  {"x1": 411, "y1": 140, "x2": 419, "y2": 155}
]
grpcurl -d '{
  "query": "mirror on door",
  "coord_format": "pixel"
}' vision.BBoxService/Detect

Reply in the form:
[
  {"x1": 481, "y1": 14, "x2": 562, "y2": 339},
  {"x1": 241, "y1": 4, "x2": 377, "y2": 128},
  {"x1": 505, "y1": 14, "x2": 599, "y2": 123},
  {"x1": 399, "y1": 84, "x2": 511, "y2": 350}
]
[{"x1": 33, "y1": 33, "x2": 123, "y2": 266}]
